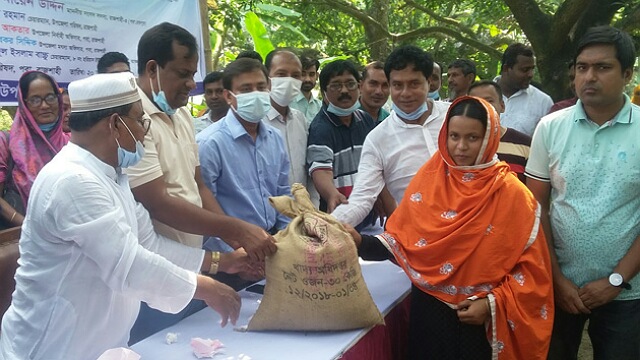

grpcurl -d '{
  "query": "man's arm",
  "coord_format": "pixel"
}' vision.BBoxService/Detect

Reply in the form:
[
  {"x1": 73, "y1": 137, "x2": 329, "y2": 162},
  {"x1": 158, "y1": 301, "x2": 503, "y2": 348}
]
[
  {"x1": 577, "y1": 234, "x2": 640, "y2": 310},
  {"x1": 131, "y1": 177, "x2": 276, "y2": 262},
  {"x1": 311, "y1": 169, "x2": 347, "y2": 213},
  {"x1": 526, "y1": 178, "x2": 590, "y2": 314},
  {"x1": 195, "y1": 166, "x2": 224, "y2": 214}
]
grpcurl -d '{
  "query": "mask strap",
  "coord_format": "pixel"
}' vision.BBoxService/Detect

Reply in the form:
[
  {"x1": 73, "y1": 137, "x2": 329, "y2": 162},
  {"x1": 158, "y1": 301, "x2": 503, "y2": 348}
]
[{"x1": 118, "y1": 116, "x2": 137, "y2": 143}]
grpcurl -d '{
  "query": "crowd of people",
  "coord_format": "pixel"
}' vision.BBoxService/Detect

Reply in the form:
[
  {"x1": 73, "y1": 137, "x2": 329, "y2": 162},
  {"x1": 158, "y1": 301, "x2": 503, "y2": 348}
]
[{"x1": 0, "y1": 21, "x2": 638, "y2": 360}]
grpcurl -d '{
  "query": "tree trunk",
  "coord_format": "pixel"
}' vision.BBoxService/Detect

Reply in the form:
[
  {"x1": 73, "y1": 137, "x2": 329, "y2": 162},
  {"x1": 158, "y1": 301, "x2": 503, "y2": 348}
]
[{"x1": 364, "y1": 0, "x2": 390, "y2": 61}]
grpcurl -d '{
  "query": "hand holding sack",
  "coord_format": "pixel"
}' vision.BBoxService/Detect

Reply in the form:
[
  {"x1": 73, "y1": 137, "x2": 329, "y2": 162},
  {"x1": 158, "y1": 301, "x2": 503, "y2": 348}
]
[{"x1": 247, "y1": 184, "x2": 384, "y2": 331}]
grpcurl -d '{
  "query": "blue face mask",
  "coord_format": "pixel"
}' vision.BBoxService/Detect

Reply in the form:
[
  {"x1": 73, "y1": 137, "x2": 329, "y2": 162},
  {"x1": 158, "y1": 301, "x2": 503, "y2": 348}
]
[
  {"x1": 392, "y1": 101, "x2": 428, "y2": 121},
  {"x1": 38, "y1": 121, "x2": 57, "y2": 132},
  {"x1": 150, "y1": 68, "x2": 177, "y2": 116},
  {"x1": 327, "y1": 99, "x2": 361, "y2": 117},
  {"x1": 428, "y1": 89, "x2": 440, "y2": 100},
  {"x1": 231, "y1": 91, "x2": 271, "y2": 123},
  {"x1": 116, "y1": 116, "x2": 145, "y2": 168}
]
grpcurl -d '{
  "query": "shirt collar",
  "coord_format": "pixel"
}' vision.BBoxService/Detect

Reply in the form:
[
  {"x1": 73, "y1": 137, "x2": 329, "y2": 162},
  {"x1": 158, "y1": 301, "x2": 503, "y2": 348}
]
[
  {"x1": 574, "y1": 94, "x2": 634, "y2": 125},
  {"x1": 224, "y1": 110, "x2": 271, "y2": 140},
  {"x1": 67, "y1": 142, "x2": 118, "y2": 181},
  {"x1": 267, "y1": 107, "x2": 286, "y2": 124}
]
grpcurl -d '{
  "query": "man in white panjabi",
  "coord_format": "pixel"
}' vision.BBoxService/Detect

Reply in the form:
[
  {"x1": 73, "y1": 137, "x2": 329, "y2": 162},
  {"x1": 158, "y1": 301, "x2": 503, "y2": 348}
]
[{"x1": 0, "y1": 73, "x2": 241, "y2": 360}]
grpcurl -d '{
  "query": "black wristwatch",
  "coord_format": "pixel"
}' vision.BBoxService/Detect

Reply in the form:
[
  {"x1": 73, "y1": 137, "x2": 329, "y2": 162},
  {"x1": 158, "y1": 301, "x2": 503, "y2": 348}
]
[{"x1": 609, "y1": 273, "x2": 632, "y2": 290}]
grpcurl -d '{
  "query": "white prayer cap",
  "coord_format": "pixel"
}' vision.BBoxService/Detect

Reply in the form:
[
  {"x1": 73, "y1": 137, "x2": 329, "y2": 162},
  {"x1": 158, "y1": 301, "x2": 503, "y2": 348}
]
[{"x1": 68, "y1": 72, "x2": 140, "y2": 113}]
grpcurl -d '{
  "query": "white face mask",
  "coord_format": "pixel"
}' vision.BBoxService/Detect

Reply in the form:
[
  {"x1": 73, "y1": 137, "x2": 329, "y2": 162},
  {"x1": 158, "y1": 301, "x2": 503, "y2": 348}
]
[
  {"x1": 231, "y1": 91, "x2": 272, "y2": 123},
  {"x1": 269, "y1": 77, "x2": 302, "y2": 107}
]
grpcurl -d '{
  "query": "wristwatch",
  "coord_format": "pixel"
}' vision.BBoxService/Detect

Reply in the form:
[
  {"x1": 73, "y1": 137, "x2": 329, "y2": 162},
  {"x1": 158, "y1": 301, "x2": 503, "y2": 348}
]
[{"x1": 608, "y1": 273, "x2": 632, "y2": 290}]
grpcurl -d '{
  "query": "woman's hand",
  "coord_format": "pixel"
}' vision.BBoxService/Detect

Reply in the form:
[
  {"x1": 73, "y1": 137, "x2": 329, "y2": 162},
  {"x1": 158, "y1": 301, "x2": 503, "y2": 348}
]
[
  {"x1": 341, "y1": 223, "x2": 362, "y2": 247},
  {"x1": 456, "y1": 298, "x2": 490, "y2": 325}
]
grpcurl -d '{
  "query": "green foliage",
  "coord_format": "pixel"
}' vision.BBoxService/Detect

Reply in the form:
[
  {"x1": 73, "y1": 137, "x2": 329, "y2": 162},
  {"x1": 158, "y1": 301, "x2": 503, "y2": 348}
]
[
  {"x1": 0, "y1": 109, "x2": 13, "y2": 131},
  {"x1": 244, "y1": 11, "x2": 275, "y2": 60}
]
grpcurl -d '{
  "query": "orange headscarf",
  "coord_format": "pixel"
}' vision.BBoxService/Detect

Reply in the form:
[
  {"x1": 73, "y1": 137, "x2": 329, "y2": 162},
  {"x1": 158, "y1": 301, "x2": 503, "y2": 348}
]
[{"x1": 379, "y1": 96, "x2": 554, "y2": 359}]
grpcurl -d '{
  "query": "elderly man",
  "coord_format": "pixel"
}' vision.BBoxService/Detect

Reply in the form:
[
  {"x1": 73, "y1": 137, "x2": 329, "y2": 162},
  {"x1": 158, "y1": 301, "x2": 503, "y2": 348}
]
[
  {"x1": 527, "y1": 26, "x2": 640, "y2": 360},
  {"x1": 359, "y1": 61, "x2": 390, "y2": 122},
  {"x1": 306, "y1": 60, "x2": 378, "y2": 229},
  {"x1": 0, "y1": 73, "x2": 241, "y2": 360},
  {"x1": 446, "y1": 59, "x2": 476, "y2": 101},
  {"x1": 332, "y1": 46, "x2": 448, "y2": 226}
]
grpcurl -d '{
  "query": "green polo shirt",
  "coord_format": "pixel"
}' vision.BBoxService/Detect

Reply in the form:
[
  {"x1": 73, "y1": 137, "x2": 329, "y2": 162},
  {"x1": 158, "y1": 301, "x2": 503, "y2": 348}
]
[{"x1": 526, "y1": 95, "x2": 640, "y2": 300}]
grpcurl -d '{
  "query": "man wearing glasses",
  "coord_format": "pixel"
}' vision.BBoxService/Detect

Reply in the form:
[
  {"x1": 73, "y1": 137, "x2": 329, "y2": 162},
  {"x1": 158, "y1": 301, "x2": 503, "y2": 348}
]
[
  {"x1": 0, "y1": 72, "x2": 241, "y2": 360},
  {"x1": 306, "y1": 60, "x2": 378, "y2": 229}
]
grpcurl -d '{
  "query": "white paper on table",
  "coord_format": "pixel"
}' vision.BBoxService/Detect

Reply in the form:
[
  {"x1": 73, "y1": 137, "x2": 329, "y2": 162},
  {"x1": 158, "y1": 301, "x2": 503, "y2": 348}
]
[{"x1": 96, "y1": 348, "x2": 141, "y2": 360}]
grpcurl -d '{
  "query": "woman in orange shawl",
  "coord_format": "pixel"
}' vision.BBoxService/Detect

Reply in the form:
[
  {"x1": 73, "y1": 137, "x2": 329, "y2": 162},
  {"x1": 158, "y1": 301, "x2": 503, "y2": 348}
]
[{"x1": 353, "y1": 96, "x2": 554, "y2": 359}]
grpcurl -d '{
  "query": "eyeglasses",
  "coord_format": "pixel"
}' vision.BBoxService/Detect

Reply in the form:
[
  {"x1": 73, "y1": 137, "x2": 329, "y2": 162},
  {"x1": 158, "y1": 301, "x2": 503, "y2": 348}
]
[
  {"x1": 26, "y1": 93, "x2": 58, "y2": 107},
  {"x1": 327, "y1": 81, "x2": 358, "y2": 92},
  {"x1": 121, "y1": 114, "x2": 151, "y2": 135}
]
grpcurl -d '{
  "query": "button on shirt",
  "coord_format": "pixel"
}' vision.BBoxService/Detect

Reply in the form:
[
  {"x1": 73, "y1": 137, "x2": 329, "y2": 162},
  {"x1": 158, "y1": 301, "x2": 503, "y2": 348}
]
[
  {"x1": 265, "y1": 107, "x2": 308, "y2": 186},
  {"x1": 500, "y1": 85, "x2": 553, "y2": 137},
  {"x1": 124, "y1": 88, "x2": 203, "y2": 248},
  {"x1": 525, "y1": 96, "x2": 640, "y2": 300},
  {"x1": 0, "y1": 143, "x2": 203, "y2": 360},
  {"x1": 290, "y1": 93, "x2": 322, "y2": 126},
  {"x1": 332, "y1": 101, "x2": 448, "y2": 226},
  {"x1": 196, "y1": 110, "x2": 291, "y2": 251}
]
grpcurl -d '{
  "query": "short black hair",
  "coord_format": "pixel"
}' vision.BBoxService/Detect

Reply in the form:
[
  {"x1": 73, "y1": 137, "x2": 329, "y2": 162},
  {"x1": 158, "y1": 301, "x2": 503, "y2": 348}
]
[
  {"x1": 468, "y1": 80, "x2": 503, "y2": 98},
  {"x1": 19, "y1": 71, "x2": 59, "y2": 101},
  {"x1": 501, "y1": 43, "x2": 534, "y2": 71},
  {"x1": 447, "y1": 97, "x2": 487, "y2": 129},
  {"x1": 137, "y1": 22, "x2": 198, "y2": 75},
  {"x1": 97, "y1": 52, "x2": 130, "y2": 74},
  {"x1": 448, "y1": 59, "x2": 476, "y2": 76},
  {"x1": 69, "y1": 103, "x2": 133, "y2": 131},
  {"x1": 362, "y1": 61, "x2": 385, "y2": 81},
  {"x1": 319, "y1": 60, "x2": 360, "y2": 92},
  {"x1": 203, "y1": 71, "x2": 223, "y2": 86},
  {"x1": 575, "y1": 26, "x2": 636, "y2": 72},
  {"x1": 384, "y1": 45, "x2": 434, "y2": 82},
  {"x1": 222, "y1": 58, "x2": 269, "y2": 91},
  {"x1": 300, "y1": 56, "x2": 320, "y2": 71},
  {"x1": 236, "y1": 50, "x2": 263, "y2": 64}
]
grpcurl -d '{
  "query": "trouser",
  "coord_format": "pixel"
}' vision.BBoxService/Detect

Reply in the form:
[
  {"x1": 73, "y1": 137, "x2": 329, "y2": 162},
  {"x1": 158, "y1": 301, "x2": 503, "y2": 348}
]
[
  {"x1": 547, "y1": 299, "x2": 640, "y2": 360},
  {"x1": 128, "y1": 299, "x2": 206, "y2": 345},
  {"x1": 407, "y1": 286, "x2": 491, "y2": 360}
]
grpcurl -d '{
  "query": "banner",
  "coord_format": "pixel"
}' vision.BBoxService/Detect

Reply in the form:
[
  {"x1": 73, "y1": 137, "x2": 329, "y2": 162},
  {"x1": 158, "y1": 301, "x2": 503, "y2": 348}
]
[{"x1": 0, "y1": 0, "x2": 205, "y2": 105}]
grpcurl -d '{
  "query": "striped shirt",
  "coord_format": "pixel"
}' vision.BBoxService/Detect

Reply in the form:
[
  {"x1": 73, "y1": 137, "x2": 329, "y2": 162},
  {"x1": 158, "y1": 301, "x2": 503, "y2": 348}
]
[
  {"x1": 306, "y1": 106, "x2": 377, "y2": 212},
  {"x1": 497, "y1": 126, "x2": 531, "y2": 183}
]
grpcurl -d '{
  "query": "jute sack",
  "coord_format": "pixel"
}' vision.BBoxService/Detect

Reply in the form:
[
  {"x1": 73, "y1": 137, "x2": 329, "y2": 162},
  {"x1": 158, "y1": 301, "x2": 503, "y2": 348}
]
[{"x1": 247, "y1": 183, "x2": 384, "y2": 331}]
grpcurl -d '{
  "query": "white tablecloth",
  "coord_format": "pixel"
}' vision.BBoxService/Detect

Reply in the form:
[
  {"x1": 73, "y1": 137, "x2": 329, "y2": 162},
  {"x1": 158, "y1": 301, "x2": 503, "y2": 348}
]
[{"x1": 131, "y1": 260, "x2": 410, "y2": 360}]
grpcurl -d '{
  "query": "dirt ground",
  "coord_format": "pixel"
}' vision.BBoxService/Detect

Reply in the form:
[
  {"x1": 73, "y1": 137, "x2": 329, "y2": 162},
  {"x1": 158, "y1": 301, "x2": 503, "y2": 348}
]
[{"x1": 577, "y1": 327, "x2": 593, "y2": 360}]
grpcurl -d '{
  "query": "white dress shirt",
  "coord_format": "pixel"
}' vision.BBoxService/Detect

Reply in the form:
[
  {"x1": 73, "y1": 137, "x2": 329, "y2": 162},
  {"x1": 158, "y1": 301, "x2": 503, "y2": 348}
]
[
  {"x1": 332, "y1": 101, "x2": 449, "y2": 226},
  {"x1": 265, "y1": 107, "x2": 309, "y2": 186},
  {"x1": 500, "y1": 85, "x2": 553, "y2": 137},
  {"x1": 0, "y1": 143, "x2": 203, "y2": 360}
]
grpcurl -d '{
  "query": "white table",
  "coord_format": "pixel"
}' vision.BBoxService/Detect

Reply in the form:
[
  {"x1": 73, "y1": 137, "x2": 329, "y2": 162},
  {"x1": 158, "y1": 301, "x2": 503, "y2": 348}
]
[{"x1": 132, "y1": 260, "x2": 410, "y2": 360}]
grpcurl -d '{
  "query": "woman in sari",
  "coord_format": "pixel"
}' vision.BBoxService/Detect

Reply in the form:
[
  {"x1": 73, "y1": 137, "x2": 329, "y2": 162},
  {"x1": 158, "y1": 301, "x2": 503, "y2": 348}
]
[
  {"x1": 352, "y1": 96, "x2": 554, "y2": 359},
  {"x1": 0, "y1": 71, "x2": 68, "y2": 227}
]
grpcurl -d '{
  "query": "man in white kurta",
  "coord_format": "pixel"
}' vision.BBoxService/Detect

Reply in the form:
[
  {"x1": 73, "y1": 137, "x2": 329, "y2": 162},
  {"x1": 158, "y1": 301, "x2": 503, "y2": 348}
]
[
  {"x1": 332, "y1": 46, "x2": 448, "y2": 226},
  {"x1": 0, "y1": 73, "x2": 240, "y2": 360}
]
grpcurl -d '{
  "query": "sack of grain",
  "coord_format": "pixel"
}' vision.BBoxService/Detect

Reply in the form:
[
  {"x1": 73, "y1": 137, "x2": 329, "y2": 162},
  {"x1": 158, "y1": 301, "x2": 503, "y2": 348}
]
[{"x1": 247, "y1": 183, "x2": 384, "y2": 331}]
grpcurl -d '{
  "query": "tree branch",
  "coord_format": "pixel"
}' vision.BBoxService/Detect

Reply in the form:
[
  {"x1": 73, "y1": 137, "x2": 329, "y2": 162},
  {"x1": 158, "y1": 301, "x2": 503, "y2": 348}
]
[
  {"x1": 404, "y1": 0, "x2": 474, "y2": 37},
  {"x1": 317, "y1": 0, "x2": 387, "y2": 34},
  {"x1": 503, "y1": 0, "x2": 551, "y2": 50},
  {"x1": 548, "y1": 0, "x2": 589, "y2": 50},
  {"x1": 393, "y1": 26, "x2": 502, "y2": 59}
]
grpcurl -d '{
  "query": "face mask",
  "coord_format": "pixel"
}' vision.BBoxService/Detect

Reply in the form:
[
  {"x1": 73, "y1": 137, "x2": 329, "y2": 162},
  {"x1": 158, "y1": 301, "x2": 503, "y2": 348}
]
[
  {"x1": 327, "y1": 100, "x2": 361, "y2": 117},
  {"x1": 115, "y1": 116, "x2": 145, "y2": 168},
  {"x1": 231, "y1": 91, "x2": 271, "y2": 123},
  {"x1": 150, "y1": 67, "x2": 177, "y2": 116},
  {"x1": 428, "y1": 89, "x2": 440, "y2": 100},
  {"x1": 392, "y1": 101, "x2": 428, "y2": 121},
  {"x1": 270, "y1": 77, "x2": 302, "y2": 107},
  {"x1": 38, "y1": 121, "x2": 57, "y2": 132}
]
